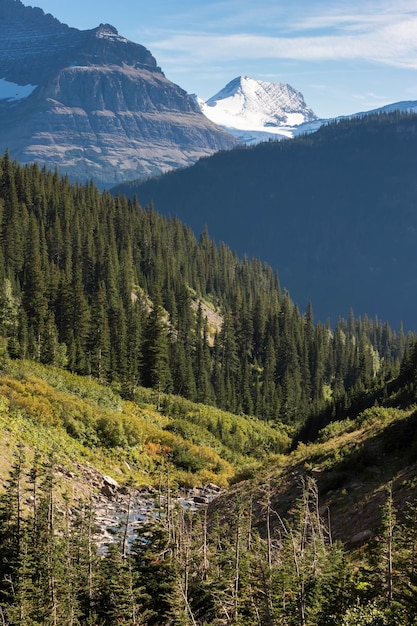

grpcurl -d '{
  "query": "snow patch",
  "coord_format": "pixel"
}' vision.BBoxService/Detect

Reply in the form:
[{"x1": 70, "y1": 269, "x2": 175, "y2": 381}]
[
  {"x1": 95, "y1": 24, "x2": 128, "y2": 43},
  {"x1": 0, "y1": 78, "x2": 36, "y2": 101}
]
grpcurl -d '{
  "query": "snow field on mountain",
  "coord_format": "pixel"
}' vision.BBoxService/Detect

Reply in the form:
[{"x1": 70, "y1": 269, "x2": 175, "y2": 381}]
[
  {"x1": 0, "y1": 77, "x2": 36, "y2": 100},
  {"x1": 197, "y1": 75, "x2": 318, "y2": 143}
]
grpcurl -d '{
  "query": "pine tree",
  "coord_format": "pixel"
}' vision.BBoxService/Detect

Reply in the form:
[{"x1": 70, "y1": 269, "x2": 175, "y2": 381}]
[
  {"x1": 0, "y1": 278, "x2": 20, "y2": 342},
  {"x1": 67, "y1": 225, "x2": 90, "y2": 373},
  {"x1": 217, "y1": 309, "x2": 239, "y2": 413},
  {"x1": 87, "y1": 281, "x2": 111, "y2": 381},
  {"x1": 193, "y1": 303, "x2": 213, "y2": 405},
  {"x1": 272, "y1": 478, "x2": 349, "y2": 626},
  {"x1": 1, "y1": 151, "x2": 25, "y2": 277},
  {"x1": 22, "y1": 213, "x2": 48, "y2": 360},
  {"x1": 396, "y1": 497, "x2": 417, "y2": 620},
  {"x1": 0, "y1": 445, "x2": 26, "y2": 611},
  {"x1": 141, "y1": 285, "x2": 171, "y2": 407},
  {"x1": 97, "y1": 543, "x2": 145, "y2": 625},
  {"x1": 260, "y1": 335, "x2": 278, "y2": 421},
  {"x1": 122, "y1": 300, "x2": 144, "y2": 401},
  {"x1": 131, "y1": 518, "x2": 177, "y2": 625}
]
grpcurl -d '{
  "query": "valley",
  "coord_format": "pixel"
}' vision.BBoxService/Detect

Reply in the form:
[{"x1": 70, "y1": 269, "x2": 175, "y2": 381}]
[{"x1": 1, "y1": 1, "x2": 417, "y2": 624}]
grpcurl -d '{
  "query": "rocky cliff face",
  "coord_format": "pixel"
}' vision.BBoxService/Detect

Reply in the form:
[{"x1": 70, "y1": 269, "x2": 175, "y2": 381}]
[{"x1": 0, "y1": 0, "x2": 238, "y2": 187}]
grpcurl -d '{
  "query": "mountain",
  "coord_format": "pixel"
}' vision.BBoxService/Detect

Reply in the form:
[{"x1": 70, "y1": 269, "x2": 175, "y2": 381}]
[
  {"x1": 196, "y1": 75, "x2": 320, "y2": 144},
  {"x1": 351, "y1": 100, "x2": 417, "y2": 118},
  {"x1": 1, "y1": 149, "x2": 410, "y2": 427},
  {"x1": 0, "y1": 0, "x2": 238, "y2": 188},
  {"x1": 197, "y1": 76, "x2": 417, "y2": 146},
  {"x1": 208, "y1": 356, "x2": 417, "y2": 577},
  {"x1": 112, "y1": 111, "x2": 417, "y2": 331}
]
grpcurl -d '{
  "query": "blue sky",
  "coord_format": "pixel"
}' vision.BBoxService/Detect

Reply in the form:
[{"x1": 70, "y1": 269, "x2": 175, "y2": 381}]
[{"x1": 30, "y1": 0, "x2": 417, "y2": 118}]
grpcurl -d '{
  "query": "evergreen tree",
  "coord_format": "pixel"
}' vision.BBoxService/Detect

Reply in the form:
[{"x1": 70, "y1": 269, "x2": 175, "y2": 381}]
[
  {"x1": 141, "y1": 285, "x2": 171, "y2": 407},
  {"x1": 1, "y1": 151, "x2": 25, "y2": 277},
  {"x1": 272, "y1": 478, "x2": 349, "y2": 626},
  {"x1": 87, "y1": 281, "x2": 111, "y2": 381},
  {"x1": 193, "y1": 303, "x2": 213, "y2": 405},
  {"x1": 0, "y1": 445, "x2": 26, "y2": 612},
  {"x1": 22, "y1": 214, "x2": 48, "y2": 360},
  {"x1": 97, "y1": 543, "x2": 145, "y2": 625},
  {"x1": 131, "y1": 518, "x2": 177, "y2": 625}
]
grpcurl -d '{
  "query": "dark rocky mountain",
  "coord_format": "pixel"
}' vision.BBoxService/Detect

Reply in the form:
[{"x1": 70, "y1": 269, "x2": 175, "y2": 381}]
[
  {"x1": 112, "y1": 111, "x2": 417, "y2": 331},
  {"x1": 0, "y1": 0, "x2": 238, "y2": 187}
]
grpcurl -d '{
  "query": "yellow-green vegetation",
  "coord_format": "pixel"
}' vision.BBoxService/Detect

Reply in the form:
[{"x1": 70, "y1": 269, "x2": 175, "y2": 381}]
[
  {"x1": 0, "y1": 358, "x2": 291, "y2": 492},
  {"x1": 2, "y1": 357, "x2": 417, "y2": 624}
]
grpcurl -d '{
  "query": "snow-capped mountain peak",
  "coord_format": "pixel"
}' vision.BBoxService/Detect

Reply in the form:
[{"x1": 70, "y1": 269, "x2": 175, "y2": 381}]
[{"x1": 198, "y1": 76, "x2": 319, "y2": 143}]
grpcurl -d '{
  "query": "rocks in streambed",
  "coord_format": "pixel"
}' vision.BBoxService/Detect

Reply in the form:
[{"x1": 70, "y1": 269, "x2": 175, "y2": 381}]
[
  {"x1": 183, "y1": 483, "x2": 222, "y2": 506},
  {"x1": 100, "y1": 474, "x2": 120, "y2": 499},
  {"x1": 91, "y1": 476, "x2": 221, "y2": 548},
  {"x1": 55, "y1": 461, "x2": 221, "y2": 549}
]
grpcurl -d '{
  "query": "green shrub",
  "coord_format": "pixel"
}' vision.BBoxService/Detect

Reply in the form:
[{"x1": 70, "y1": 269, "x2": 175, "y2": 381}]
[
  {"x1": 171, "y1": 443, "x2": 206, "y2": 473},
  {"x1": 96, "y1": 414, "x2": 127, "y2": 448},
  {"x1": 341, "y1": 601, "x2": 407, "y2": 626},
  {"x1": 317, "y1": 418, "x2": 355, "y2": 442}
]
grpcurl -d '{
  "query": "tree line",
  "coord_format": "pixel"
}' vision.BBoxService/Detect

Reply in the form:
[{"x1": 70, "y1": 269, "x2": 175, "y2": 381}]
[{"x1": 0, "y1": 151, "x2": 412, "y2": 427}]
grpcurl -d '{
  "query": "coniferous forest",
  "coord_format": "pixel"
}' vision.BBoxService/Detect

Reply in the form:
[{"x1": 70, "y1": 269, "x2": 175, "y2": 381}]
[
  {"x1": 0, "y1": 150, "x2": 412, "y2": 426},
  {"x1": 2, "y1": 150, "x2": 417, "y2": 625}
]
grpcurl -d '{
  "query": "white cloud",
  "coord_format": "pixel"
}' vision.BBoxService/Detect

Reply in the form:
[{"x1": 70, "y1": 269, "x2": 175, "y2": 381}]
[
  {"x1": 291, "y1": 0, "x2": 417, "y2": 32},
  {"x1": 150, "y1": 31, "x2": 417, "y2": 69},
  {"x1": 149, "y1": 18, "x2": 417, "y2": 70},
  {"x1": 144, "y1": 0, "x2": 417, "y2": 70}
]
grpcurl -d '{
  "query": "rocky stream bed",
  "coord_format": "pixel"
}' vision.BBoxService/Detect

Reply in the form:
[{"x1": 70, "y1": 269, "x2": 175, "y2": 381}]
[{"x1": 55, "y1": 462, "x2": 221, "y2": 550}]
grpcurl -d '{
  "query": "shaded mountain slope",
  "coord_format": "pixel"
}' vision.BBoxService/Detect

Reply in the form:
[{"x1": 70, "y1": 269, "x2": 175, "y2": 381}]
[
  {"x1": 112, "y1": 112, "x2": 417, "y2": 330},
  {"x1": 3, "y1": 151, "x2": 412, "y2": 428}
]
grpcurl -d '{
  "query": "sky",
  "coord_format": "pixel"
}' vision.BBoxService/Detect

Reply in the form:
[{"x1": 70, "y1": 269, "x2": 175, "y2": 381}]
[{"x1": 28, "y1": 0, "x2": 417, "y2": 119}]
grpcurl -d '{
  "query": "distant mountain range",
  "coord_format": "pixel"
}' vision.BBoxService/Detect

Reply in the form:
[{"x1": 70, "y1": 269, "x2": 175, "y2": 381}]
[
  {"x1": 112, "y1": 111, "x2": 417, "y2": 331},
  {"x1": 1, "y1": 0, "x2": 416, "y2": 188},
  {"x1": 0, "y1": 0, "x2": 237, "y2": 188},
  {"x1": 196, "y1": 75, "x2": 417, "y2": 145},
  {"x1": 195, "y1": 76, "x2": 321, "y2": 144}
]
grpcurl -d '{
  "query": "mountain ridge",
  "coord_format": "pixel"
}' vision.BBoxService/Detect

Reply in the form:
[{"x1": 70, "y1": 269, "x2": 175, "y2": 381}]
[
  {"x1": 112, "y1": 111, "x2": 417, "y2": 331},
  {"x1": 0, "y1": 0, "x2": 238, "y2": 187},
  {"x1": 196, "y1": 74, "x2": 417, "y2": 144}
]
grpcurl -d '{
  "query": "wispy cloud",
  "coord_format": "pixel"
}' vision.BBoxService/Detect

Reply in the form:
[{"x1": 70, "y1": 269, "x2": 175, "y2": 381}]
[
  {"x1": 144, "y1": 0, "x2": 417, "y2": 70},
  {"x1": 149, "y1": 29, "x2": 417, "y2": 70},
  {"x1": 290, "y1": 0, "x2": 417, "y2": 32}
]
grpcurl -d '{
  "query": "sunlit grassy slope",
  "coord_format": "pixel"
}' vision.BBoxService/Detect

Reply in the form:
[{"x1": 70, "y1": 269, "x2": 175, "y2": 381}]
[
  {"x1": 0, "y1": 358, "x2": 291, "y2": 492},
  {"x1": 3, "y1": 354, "x2": 417, "y2": 556}
]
